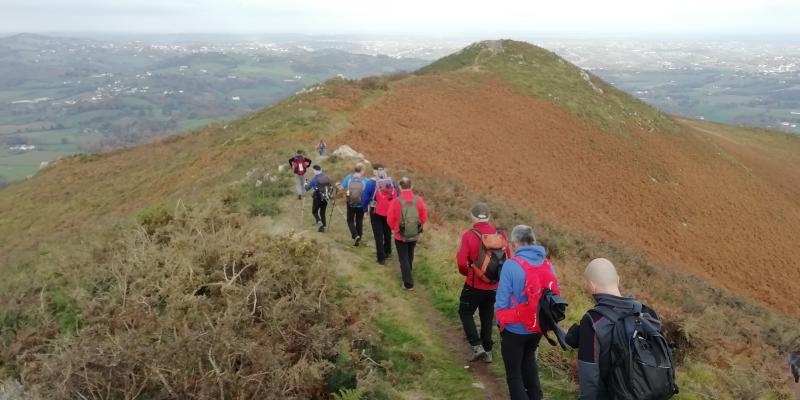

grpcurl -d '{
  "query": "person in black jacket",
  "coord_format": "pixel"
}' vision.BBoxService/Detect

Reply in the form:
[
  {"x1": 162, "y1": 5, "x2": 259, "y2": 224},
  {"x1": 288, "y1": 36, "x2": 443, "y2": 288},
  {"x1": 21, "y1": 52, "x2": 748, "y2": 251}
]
[
  {"x1": 565, "y1": 258, "x2": 660, "y2": 400},
  {"x1": 789, "y1": 351, "x2": 800, "y2": 399},
  {"x1": 304, "y1": 165, "x2": 331, "y2": 232}
]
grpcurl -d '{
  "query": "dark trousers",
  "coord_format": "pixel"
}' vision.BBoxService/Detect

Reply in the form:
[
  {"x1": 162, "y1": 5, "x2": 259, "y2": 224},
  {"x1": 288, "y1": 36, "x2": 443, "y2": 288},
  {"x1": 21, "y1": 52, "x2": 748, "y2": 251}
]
[
  {"x1": 346, "y1": 206, "x2": 364, "y2": 239},
  {"x1": 500, "y1": 331, "x2": 543, "y2": 400},
  {"x1": 458, "y1": 284, "x2": 496, "y2": 351},
  {"x1": 369, "y1": 210, "x2": 392, "y2": 261},
  {"x1": 312, "y1": 196, "x2": 327, "y2": 227},
  {"x1": 395, "y1": 239, "x2": 417, "y2": 289}
]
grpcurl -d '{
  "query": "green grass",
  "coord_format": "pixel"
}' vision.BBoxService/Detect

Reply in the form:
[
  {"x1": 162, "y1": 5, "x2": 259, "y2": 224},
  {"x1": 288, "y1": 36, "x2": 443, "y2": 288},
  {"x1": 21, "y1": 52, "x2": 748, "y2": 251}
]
[
  {"x1": 175, "y1": 116, "x2": 235, "y2": 132},
  {"x1": 419, "y1": 40, "x2": 677, "y2": 134},
  {"x1": 409, "y1": 172, "x2": 798, "y2": 399},
  {"x1": 414, "y1": 243, "x2": 579, "y2": 400},
  {"x1": 0, "y1": 147, "x2": 75, "y2": 183},
  {"x1": 46, "y1": 287, "x2": 82, "y2": 334}
]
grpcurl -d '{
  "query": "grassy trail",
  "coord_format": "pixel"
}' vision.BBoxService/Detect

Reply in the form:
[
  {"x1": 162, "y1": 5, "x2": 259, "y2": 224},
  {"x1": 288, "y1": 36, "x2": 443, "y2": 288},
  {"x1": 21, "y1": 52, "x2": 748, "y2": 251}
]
[{"x1": 269, "y1": 194, "x2": 508, "y2": 399}]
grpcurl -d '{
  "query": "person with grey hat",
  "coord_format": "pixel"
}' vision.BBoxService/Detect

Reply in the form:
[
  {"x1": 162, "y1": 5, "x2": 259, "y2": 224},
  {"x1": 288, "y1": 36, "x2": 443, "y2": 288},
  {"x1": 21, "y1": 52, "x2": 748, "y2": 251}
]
[{"x1": 455, "y1": 202, "x2": 510, "y2": 363}]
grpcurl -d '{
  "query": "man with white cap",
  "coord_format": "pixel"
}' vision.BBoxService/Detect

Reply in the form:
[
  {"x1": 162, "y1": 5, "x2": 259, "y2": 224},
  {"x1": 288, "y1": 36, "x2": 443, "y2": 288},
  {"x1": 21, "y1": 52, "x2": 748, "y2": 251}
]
[{"x1": 455, "y1": 202, "x2": 509, "y2": 362}]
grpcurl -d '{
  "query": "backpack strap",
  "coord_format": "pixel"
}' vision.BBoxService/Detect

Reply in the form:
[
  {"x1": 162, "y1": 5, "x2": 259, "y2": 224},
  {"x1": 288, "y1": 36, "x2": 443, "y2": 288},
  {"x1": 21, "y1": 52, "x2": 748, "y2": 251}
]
[
  {"x1": 469, "y1": 229, "x2": 483, "y2": 287},
  {"x1": 591, "y1": 306, "x2": 623, "y2": 324}
]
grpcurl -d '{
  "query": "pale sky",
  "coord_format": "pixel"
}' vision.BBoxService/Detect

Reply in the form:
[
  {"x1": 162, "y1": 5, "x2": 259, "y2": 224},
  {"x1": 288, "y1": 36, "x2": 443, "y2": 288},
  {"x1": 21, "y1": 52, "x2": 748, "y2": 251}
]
[{"x1": 1, "y1": 0, "x2": 799, "y2": 37}]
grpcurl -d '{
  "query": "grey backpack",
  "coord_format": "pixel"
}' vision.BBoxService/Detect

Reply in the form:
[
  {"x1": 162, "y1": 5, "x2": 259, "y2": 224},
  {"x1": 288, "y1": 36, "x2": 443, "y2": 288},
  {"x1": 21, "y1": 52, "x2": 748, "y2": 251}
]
[{"x1": 347, "y1": 176, "x2": 364, "y2": 207}]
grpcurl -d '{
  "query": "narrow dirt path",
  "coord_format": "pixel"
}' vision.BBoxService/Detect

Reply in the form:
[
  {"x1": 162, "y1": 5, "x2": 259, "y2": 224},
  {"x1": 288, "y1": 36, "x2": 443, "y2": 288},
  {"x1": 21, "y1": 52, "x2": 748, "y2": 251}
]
[
  {"x1": 414, "y1": 285, "x2": 508, "y2": 399},
  {"x1": 266, "y1": 193, "x2": 508, "y2": 399}
]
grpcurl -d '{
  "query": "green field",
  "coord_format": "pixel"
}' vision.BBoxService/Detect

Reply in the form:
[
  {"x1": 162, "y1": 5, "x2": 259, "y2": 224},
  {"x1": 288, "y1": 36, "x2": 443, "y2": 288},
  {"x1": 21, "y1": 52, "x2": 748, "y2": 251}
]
[{"x1": 0, "y1": 148, "x2": 76, "y2": 183}]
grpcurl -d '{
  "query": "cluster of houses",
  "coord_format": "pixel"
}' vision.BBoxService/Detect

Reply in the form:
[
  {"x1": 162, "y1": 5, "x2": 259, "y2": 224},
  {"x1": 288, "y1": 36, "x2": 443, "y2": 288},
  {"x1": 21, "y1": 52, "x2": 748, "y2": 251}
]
[{"x1": 8, "y1": 144, "x2": 36, "y2": 153}]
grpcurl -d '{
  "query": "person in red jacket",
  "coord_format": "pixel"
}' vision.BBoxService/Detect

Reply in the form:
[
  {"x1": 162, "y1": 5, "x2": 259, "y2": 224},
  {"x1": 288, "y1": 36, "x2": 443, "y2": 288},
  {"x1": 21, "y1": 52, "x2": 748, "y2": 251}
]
[
  {"x1": 369, "y1": 164, "x2": 398, "y2": 265},
  {"x1": 387, "y1": 177, "x2": 428, "y2": 290},
  {"x1": 456, "y1": 202, "x2": 509, "y2": 363}
]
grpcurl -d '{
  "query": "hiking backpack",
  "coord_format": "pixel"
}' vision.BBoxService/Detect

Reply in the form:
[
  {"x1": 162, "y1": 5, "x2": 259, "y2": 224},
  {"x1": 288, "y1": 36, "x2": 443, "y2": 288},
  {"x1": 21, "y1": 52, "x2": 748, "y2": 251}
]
[
  {"x1": 593, "y1": 303, "x2": 678, "y2": 400},
  {"x1": 316, "y1": 175, "x2": 334, "y2": 202},
  {"x1": 371, "y1": 177, "x2": 395, "y2": 208},
  {"x1": 346, "y1": 176, "x2": 365, "y2": 207},
  {"x1": 496, "y1": 257, "x2": 559, "y2": 334},
  {"x1": 399, "y1": 196, "x2": 422, "y2": 241},
  {"x1": 470, "y1": 229, "x2": 508, "y2": 284},
  {"x1": 375, "y1": 176, "x2": 394, "y2": 194},
  {"x1": 292, "y1": 155, "x2": 308, "y2": 175}
]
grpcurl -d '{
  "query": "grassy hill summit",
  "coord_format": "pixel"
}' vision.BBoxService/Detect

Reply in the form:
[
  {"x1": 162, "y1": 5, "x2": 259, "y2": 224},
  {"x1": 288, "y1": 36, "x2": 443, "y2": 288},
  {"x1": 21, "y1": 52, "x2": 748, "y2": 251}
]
[
  {"x1": 418, "y1": 39, "x2": 675, "y2": 133},
  {"x1": 1, "y1": 40, "x2": 799, "y2": 399}
]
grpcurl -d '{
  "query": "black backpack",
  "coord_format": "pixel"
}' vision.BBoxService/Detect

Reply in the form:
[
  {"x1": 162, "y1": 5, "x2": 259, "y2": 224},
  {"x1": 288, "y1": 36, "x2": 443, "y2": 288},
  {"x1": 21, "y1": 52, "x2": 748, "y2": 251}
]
[
  {"x1": 594, "y1": 302, "x2": 678, "y2": 400},
  {"x1": 538, "y1": 289, "x2": 570, "y2": 350}
]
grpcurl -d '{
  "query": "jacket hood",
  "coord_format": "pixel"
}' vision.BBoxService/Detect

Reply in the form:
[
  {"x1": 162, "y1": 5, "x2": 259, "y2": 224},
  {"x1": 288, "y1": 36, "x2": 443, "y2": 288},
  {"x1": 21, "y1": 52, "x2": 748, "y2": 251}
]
[
  {"x1": 514, "y1": 245, "x2": 547, "y2": 265},
  {"x1": 593, "y1": 293, "x2": 639, "y2": 311}
]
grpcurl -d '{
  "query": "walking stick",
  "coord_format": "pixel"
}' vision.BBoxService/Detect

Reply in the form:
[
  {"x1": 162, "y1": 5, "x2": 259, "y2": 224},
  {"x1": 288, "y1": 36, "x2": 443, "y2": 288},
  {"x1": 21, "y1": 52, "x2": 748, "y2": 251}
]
[
  {"x1": 328, "y1": 187, "x2": 337, "y2": 228},
  {"x1": 329, "y1": 187, "x2": 348, "y2": 225}
]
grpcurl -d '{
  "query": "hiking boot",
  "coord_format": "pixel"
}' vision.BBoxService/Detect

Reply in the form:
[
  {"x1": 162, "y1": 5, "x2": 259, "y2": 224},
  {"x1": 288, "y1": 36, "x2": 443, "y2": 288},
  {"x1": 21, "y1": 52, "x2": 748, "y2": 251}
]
[
  {"x1": 318, "y1": 225, "x2": 326, "y2": 233},
  {"x1": 481, "y1": 351, "x2": 493, "y2": 363},
  {"x1": 469, "y1": 345, "x2": 486, "y2": 362},
  {"x1": 354, "y1": 236, "x2": 361, "y2": 247},
  {"x1": 377, "y1": 259, "x2": 386, "y2": 266}
]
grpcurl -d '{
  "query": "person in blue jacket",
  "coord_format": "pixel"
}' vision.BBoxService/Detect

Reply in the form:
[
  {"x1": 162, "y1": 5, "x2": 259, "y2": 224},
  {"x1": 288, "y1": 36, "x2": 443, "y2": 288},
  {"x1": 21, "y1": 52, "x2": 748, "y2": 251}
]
[
  {"x1": 304, "y1": 165, "x2": 332, "y2": 232},
  {"x1": 339, "y1": 162, "x2": 375, "y2": 246},
  {"x1": 495, "y1": 225, "x2": 558, "y2": 400}
]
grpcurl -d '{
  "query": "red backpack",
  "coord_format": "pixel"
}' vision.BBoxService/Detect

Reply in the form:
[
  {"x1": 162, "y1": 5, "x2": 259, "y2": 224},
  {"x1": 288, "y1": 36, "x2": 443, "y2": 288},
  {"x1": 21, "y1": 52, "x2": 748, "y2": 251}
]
[
  {"x1": 292, "y1": 155, "x2": 308, "y2": 175},
  {"x1": 496, "y1": 257, "x2": 560, "y2": 333}
]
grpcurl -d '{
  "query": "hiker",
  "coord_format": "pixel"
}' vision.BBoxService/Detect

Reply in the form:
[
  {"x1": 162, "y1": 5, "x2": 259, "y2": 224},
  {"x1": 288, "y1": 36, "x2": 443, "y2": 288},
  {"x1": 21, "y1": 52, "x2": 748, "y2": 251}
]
[
  {"x1": 456, "y1": 202, "x2": 509, "y2": 363},
  {"x1": 495, "y1": 225, "x2": 559, "y2": 400},
  {"x1": 339, "y1": 162, "x2": 375, "y2": 246},
  {"x1": 305, "y1": 165, "x2": 333, "y2": 232},
  {"x1": 289, "y1": 150, "x2": 312, "y2": 200},
  {"x1": 387, "y1": 177, "x2": 427, "y2": 290},
  {"x1": 565, "y1": 258, "x2": 678, "y2": 400},
  {"x1": 369, "y1": 164, "x2": 397, "y2": 265},
  {"x1": 789, "y1": 351, "x2": 800, "y2": 399},
  {"x1": 316, "y1": 139, "x2": 327, "y2": 156}
]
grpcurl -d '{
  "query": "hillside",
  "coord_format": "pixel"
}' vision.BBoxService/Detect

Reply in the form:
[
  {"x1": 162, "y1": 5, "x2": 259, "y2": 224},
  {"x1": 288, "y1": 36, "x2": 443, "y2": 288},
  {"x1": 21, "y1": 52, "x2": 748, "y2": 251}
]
[
  {"x1": 1, "y1": 40, "x2": 799, "y2": 398},
  {"x1": 344, "y1": 40, "x2": 800, "y2": 316}
]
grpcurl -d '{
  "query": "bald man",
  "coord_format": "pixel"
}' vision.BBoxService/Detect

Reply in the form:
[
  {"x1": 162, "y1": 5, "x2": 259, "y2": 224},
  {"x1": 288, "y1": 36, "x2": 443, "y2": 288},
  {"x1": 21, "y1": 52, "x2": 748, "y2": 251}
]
[{"x1": 565, "y1": 258, "x2": 663, "y2": 400}]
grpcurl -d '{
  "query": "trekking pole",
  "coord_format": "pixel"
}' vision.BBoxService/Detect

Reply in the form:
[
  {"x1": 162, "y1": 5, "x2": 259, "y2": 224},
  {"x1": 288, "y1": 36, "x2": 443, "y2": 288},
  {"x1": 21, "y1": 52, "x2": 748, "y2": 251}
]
[
  {"x1": 328, "y1": 188, "x2": 336, "y2": 228},
  {"x1": 331, "y1": 188, "x2": 347, "y2": 222}
]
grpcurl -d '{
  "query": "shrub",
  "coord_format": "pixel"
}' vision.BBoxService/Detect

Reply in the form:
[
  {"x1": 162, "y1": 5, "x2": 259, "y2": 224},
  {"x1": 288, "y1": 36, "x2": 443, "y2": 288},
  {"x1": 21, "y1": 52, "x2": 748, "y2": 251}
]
[
  {"x1": 135, "y1": 204, "x2": 173, "y2": 234},
  {"x1": 6, "y1": 202, "x2": 375, "y2": 399},
  {"x1": 358, "y1": 77, "x2": 389, "y2": 91},
  {"x1": 333, "y1": 388, "x2": 363, "y2": 400},
  {"x1": 75, "y1": 153, "x2": 100, "y2": 163},
  {"x1": 224, "y1": 173, "x2": 291, "y2": 217}
]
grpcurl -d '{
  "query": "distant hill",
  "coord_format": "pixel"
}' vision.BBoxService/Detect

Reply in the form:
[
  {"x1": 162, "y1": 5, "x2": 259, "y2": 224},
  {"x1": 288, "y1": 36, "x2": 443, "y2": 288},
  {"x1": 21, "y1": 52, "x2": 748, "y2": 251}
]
[
  {"x1": 0, "y1": 33, "x2": 426, "y2": 186},
  {"x1": 0, "y1": 39, "x2": 798, "y2": 398}
]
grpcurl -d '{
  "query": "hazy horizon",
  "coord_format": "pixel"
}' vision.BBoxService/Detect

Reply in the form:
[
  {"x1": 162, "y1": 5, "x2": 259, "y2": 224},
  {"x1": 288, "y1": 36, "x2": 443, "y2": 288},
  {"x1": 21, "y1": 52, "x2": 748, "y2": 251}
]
[{"x1": 2, "y1": 0, "x2": 800, "y2": 38}]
